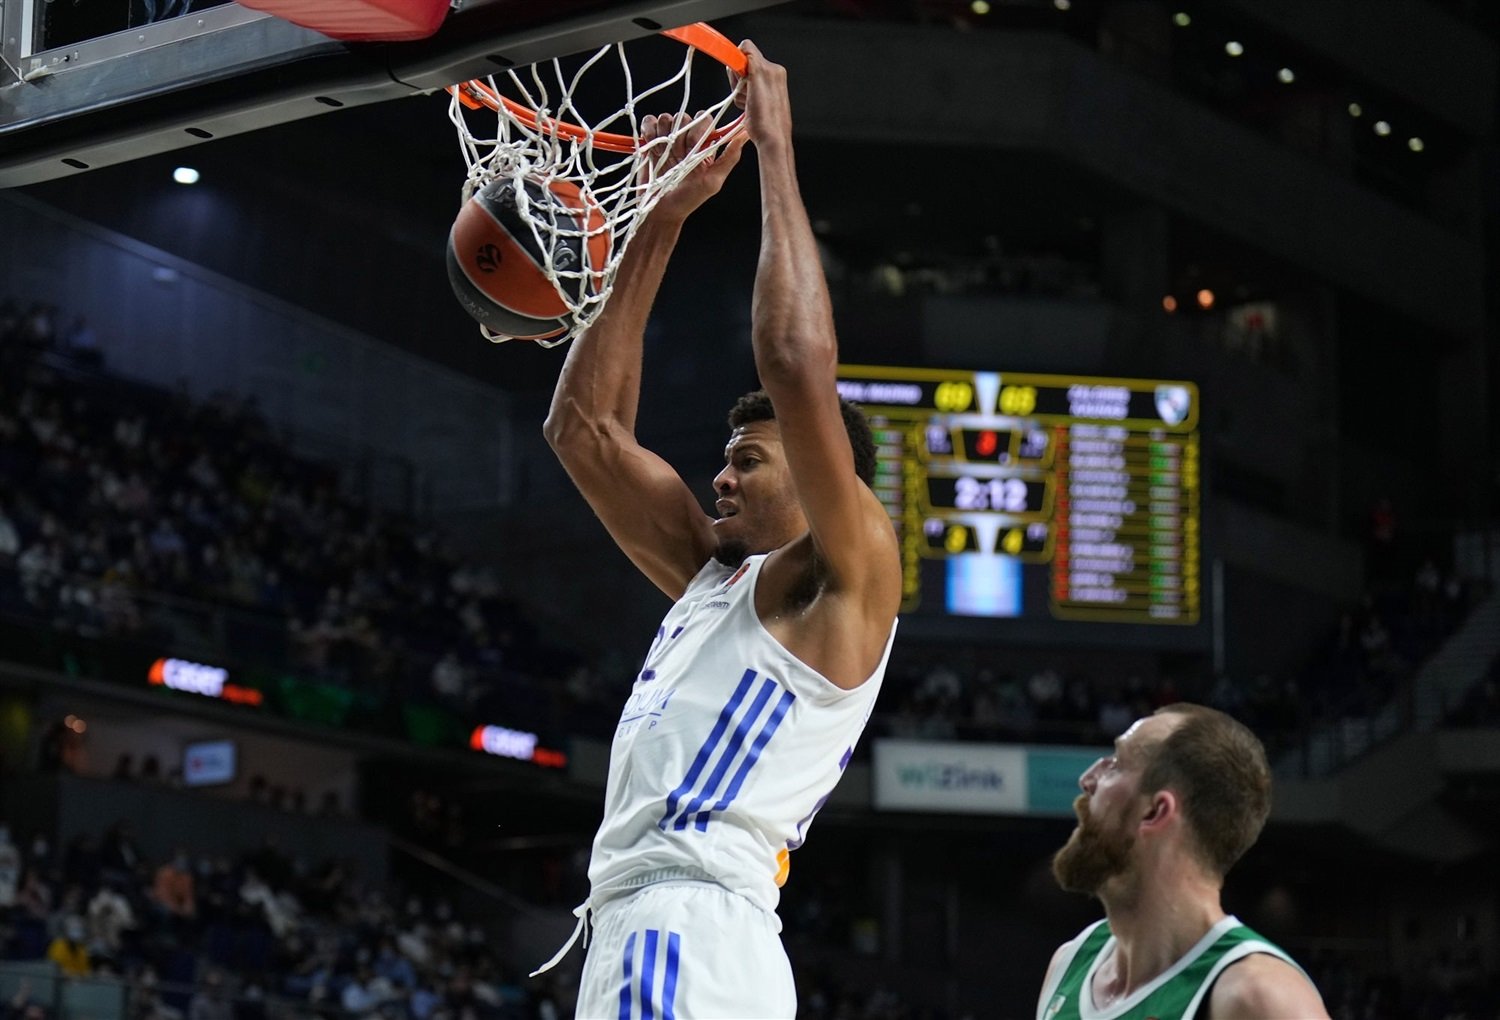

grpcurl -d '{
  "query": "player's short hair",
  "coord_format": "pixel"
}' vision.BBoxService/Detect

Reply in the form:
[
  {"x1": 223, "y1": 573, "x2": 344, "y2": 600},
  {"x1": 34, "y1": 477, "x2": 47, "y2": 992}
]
[
  {"x1": 727, "y1": 389, "x2": 878, "y2": 487},
  {"x1": 1139, "y1": 703, "x2": 1272, "y2": 879}
]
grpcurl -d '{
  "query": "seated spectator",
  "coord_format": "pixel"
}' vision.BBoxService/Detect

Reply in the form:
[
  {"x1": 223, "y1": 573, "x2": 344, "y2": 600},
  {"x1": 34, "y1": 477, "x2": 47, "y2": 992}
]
[
  {"x1": 87, "y1": 875, "x2": 138, "y2": 963},
  {"x1": 339, "y1": 965, "x2": 383, "y2": 1016},
  {"x1": 3, "y1": 980, "x2": 48, "y2": 1020},
  {"x1": 0, "y1": 501, "x2": 19, "y2": 563},
  {"x1": 14, "y1": 867, "x2": 53, "y2": 921},
  {"x1": 151, "y1": 850, "x2": 197, "y2": 920},
  {"x1": 45, "y1": 913, "x2": 91, "y2": 977},
  {"x1": 0, "y1": 824, "x2": 20, "y2": 909},
  {"x1": 187, "y1": 969, "x2": 233, "y2": 1020},
  {"x1": 133, "y1": 965, "x2": 184, "y2": 1020},
  {"x1": 99, "y1": 819, "x2": 145, "y2": 884}
]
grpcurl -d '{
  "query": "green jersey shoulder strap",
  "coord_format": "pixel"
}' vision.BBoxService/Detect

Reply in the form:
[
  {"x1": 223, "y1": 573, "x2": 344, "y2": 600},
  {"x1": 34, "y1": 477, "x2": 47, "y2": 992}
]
[{"x1": 1036, "y1": 916, "x2": 1303, "y2": 1020}]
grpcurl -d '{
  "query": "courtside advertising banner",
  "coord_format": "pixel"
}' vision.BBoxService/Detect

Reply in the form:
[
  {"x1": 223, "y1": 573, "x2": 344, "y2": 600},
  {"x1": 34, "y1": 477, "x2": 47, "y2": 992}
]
[
  {"x1": 872, "y1": 739, "x2": 1028, "y2": 814},
  {"x1": 872, "y1": 740, "x2": 1108, "y2": 816}
]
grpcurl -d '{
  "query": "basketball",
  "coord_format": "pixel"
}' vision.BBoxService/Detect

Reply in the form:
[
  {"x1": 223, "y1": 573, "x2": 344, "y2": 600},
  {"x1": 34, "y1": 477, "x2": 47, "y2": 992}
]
[{"x1": 445, "y1": 176, "x2": 610, "y2": 341}]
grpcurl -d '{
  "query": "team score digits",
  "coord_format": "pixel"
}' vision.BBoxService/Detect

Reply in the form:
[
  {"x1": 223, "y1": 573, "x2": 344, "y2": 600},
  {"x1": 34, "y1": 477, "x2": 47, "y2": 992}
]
[
  {"x1": 922, "y1": 519, "x2": 981, "y2": 555},
  {"x1": 926, "y1": 474, "x2": 1048, "y2": 514},
  {"x1": 997, "y1": 384, "x2": 1037, "y2": 416},
  {"x1": 1001, "y1": 522, "x2": 1049, "y2": 557},
  {"x1": 933, "y1": 380, "x2": 975, "y2": 413}
]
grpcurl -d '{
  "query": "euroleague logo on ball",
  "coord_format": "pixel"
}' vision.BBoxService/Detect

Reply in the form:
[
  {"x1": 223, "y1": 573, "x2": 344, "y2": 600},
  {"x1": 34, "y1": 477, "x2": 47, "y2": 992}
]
[{"x1": 475, "y1": 243, "x2": 503, "y2": 273}]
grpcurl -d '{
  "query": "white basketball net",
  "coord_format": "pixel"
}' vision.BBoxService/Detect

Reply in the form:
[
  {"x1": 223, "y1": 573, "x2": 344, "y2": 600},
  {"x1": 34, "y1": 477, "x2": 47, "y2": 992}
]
[{"x1": 448, "y1": 41, "x2": 744, "y2": 347}]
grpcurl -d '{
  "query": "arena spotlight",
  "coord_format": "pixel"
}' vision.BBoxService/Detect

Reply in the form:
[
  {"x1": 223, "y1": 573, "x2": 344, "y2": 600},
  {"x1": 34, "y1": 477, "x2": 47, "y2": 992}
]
[
  {"x1": 1162, "y1": 295, "x2": 1179, "y2": 313},
  {"x1": 172, "y1": 166, "x2": 201, "y2": 184},
  {"x1": 1347, "y1": 102, "x2": 1363, "y2": 117},
  {"x1": 1277, "y1": 67, "x2": 1295, "y2": 84},
  {"x1": 1173, "y1": 12, "x2": 1191, "y2": 27},
  {"x1": 970, "y1": 0, "x2": 990, "y2": 14},
  {"x1": 1374, "y1": 120, "x2": 1392, "y2": 137},
  {"x1": 1053, "y1": 0, "x2": 1071, "y2": 10},
  {"x1": 1408, "y1": 137, "x2": 1425, "y2": 152},
  {"x1": 1196, "y1": 288, "x2": 1215, "y2": 310},
  {"x1": 1224, "y1": 40, "x2": 1244, "y2": 57}
]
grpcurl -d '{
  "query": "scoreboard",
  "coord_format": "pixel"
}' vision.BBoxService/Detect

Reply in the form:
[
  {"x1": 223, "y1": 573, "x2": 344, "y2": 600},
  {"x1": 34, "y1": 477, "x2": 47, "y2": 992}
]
[{"x1": 837, "y1": 365, "x2": 1200, "y2": 626}]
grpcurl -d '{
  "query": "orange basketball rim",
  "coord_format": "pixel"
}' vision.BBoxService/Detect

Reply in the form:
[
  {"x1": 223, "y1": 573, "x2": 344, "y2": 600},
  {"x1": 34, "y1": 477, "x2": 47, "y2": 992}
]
[{"x1": 448, "y1": 23, "x2": 748, "y2": 155}]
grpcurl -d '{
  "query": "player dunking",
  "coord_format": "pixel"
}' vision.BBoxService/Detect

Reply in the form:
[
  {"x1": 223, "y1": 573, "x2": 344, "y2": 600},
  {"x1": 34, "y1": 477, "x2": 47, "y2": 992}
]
[
  {"x1": 1037, "y1": 703, "x2": 1330, "y2": 1020},
  {"x1": 539, "y1": 41, "x2": 901, "y2": 1018}
]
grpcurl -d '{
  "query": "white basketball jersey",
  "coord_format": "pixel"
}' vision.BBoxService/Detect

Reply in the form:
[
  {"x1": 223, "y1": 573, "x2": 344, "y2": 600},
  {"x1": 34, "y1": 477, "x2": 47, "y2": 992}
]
[{"x1": 587, "y1": 553, "x2": 895, "y2": 915}]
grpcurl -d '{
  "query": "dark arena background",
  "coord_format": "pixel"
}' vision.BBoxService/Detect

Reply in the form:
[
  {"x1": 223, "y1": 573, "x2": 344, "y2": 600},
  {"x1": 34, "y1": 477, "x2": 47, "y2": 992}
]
[{"x1": 2, "y1": 0, "x2": 1499, "y2": 1017}]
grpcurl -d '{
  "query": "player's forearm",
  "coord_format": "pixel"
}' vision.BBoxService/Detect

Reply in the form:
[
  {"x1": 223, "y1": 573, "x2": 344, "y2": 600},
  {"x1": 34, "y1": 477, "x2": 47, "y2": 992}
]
[
  {"x1": 544, "y1": 215, "x2": 682, "y2": 448},
  {"x1": 750, "y1": 146, "x2": 838, "y2": 392}
]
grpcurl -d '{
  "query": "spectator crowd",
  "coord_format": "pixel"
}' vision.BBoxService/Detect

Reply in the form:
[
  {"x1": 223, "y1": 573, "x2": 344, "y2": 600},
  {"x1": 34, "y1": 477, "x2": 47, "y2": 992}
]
[
  {"x1": 0, "y1": 816, "x2": 562, "y2": 1020},
  {"x1": 2, "y1": 293, "x2": 1491, "y2": 773}
]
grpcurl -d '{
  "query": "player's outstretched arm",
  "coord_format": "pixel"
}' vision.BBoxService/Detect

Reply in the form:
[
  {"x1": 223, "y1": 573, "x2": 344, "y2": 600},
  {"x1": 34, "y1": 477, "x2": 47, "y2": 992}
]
[
  {"x1": 544, "y1": 118, "x2": 749, "y2": 599},
  {"x1": 738, "y1": 42, "x2": 900, "y2": 614},
  {"x1": 1209, "y1": 953, "x2": 1331, "y2": 1020}
]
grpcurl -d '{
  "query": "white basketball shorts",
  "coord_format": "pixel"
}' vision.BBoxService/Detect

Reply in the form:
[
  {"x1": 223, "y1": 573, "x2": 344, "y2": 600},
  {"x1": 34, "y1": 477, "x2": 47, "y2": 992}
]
[{"x1": 575, "y1": 881, "x2": 795, "y2": 1020}]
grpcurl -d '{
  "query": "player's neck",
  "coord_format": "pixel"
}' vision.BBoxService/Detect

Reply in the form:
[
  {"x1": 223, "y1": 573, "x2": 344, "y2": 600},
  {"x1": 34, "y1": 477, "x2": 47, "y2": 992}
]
[{"x1": 1098, "y1": 872, "x2": 1227, "y2": 998}]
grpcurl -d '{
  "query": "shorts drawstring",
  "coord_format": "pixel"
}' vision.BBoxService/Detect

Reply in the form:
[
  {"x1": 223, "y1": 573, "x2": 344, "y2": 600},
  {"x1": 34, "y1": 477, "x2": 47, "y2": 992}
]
[{"x1": 528, "y1": 899, "x2": 591, "y2": 978}]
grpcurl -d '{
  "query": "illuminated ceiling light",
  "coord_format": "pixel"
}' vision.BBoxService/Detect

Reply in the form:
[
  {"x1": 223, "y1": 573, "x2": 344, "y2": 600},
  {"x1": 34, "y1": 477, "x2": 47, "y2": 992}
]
[
  {"x1": 1054, "y1": 0, "x2": 1072, "y2": 10},
  {"x1": 1347, "y1": 102, "x2": 1363, "y2": 117},
  {"x1": 1162, "y1": 295, "x2": 1179, "y2": 313},
  {"x1": 1373, "y1": 120, "x2": 1392, "y2": 137},
  {"x1": 172, "y1": 166, "x2": 200, "y2": 185},
  {"x1": 969, "y1": 0, "x2": 990, "y2": 13},
  {"x1": 1224, "y1": 40, "x2": 1244, "y2": 57},
  {"x1": 1277, "y1": 67, "x2": 1295, "y2": 84},
  {"x1": 1408, "y1": 137, "x2": 1425, "y2": 152},
  {"x1": 1196, "y1": 288, "x2": 1215, "y2": 310},
  {"x1": 1173, "y1": 12, "x2": 1191, "y2": 27}
]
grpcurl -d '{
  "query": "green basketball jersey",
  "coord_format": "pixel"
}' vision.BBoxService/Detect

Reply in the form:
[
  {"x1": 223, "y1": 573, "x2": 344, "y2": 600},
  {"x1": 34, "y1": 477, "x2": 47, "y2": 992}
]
[{"x1": 1036, "y1": 915, "x2": 1299, "y2": 1020}]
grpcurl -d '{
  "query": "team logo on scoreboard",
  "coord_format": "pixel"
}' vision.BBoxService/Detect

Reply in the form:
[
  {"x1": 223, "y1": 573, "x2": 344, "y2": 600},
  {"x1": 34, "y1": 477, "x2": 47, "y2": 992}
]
[{"x1": 1154, "y1": 384, "x2": 1191, "y2": 426}]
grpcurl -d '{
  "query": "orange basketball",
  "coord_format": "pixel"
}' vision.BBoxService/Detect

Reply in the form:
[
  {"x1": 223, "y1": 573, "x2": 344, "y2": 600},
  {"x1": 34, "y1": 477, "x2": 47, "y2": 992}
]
[{"x1": 446, "y1": 176, "x2": 610, "y2": 341}]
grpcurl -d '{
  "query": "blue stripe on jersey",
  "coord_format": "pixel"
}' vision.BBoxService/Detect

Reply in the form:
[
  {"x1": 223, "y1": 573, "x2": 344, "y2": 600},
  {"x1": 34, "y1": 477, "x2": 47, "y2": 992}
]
[
  {"x1": 659, "y1": 669, "x2": 756, "y2": 830},
  {"x1": 694, "y1": 687, "x2": 796, "y2": 831},
  {"x1": 673, "y1": 677, "x2": 777, "y2": 831},
  {"x1": 662, "y1": 933, "x2": 681, "y2": 1020},
  {"x1": 618, "y1": 931, "x2": 636, "y2": 1020},
  {"x1": 640, "y1": 930, "x2": 659, "y2": 1020}
]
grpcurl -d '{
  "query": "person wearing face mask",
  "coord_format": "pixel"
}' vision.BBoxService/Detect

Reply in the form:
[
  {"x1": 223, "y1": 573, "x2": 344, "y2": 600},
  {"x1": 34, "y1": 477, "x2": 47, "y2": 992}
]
[{"x1": 46, "y1": 914, "x2": 91, "y2": 977}]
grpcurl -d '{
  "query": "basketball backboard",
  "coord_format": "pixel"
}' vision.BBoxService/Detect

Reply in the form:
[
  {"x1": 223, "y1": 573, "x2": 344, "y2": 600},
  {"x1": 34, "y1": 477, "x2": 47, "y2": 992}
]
[{"x1": 0, "y1": 0, "x2": 779, "y2": 187}]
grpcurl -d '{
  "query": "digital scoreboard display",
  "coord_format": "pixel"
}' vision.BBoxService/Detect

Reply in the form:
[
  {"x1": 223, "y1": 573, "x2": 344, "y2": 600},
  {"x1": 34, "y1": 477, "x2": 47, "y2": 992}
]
[{"x1": 837, "y1": 365, "x2": 1200, "y2": 626}]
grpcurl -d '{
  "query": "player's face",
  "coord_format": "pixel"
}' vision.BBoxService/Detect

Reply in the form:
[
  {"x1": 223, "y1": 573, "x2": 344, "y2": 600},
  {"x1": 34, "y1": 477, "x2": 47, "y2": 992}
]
[
  {"x1": 710, "y1": 420, "x2": 807, "y2": 567},
  {"x1": 1050, "y1": 715, "x2": 1168, "y2": 895}
]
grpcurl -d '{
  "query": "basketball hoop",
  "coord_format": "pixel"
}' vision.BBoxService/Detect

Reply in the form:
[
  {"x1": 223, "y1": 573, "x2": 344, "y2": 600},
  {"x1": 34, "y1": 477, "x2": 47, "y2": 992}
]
[{"x1": 445, "y1": 22, "x2": 747, "y2": 347}]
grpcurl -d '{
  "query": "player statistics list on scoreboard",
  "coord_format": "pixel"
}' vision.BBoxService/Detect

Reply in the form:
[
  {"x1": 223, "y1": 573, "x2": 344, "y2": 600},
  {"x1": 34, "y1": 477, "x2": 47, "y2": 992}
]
[{"x1": 837, "y1": 365, "x2": 1201, "y2": 625}]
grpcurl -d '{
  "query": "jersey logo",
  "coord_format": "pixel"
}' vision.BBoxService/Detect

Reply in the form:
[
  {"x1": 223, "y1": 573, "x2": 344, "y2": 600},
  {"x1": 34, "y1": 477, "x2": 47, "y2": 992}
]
[
  {"x1": 1043, "y1": 994, "x2": 1065, "y2": 1019},
  {"x1": 659, "y1": 668, "x2": 796, "y2": 833},
  {"x1": 719, "y1": 562, "x2": 751, "y2": 591}
]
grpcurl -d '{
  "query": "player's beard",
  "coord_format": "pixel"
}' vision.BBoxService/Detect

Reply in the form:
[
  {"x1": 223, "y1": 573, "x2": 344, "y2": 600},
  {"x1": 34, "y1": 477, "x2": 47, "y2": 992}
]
[
  {"x1": 1052, "y1": 794, "x2": 1136, "y2": 895},
  {"x1": 712, "y1": 538, "x2": 750, "y2": 569}
]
